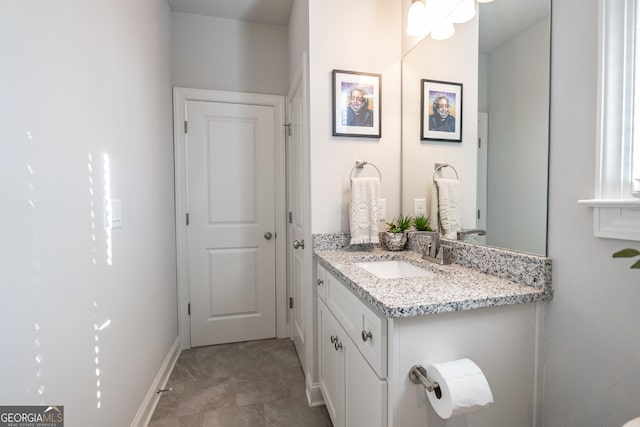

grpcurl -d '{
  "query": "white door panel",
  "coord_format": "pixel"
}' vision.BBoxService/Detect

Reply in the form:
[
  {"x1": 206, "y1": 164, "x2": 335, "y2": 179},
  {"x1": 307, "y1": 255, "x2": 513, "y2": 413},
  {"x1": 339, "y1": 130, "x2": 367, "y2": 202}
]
[
  {"x1": 187, "y1": 100, "x2": 276, "y2": 347},
  {"x1": 207, "y1": 248, "x2": 257, "y2": 316}
]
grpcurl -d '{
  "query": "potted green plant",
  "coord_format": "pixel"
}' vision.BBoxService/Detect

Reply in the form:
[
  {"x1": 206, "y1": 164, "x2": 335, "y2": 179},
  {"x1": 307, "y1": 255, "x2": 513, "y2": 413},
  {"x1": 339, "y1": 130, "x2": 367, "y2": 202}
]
[
  {"x1": 613, "y1": 248, "x2": 640, "y2": 269},
  {"x1": 411, "y1": 214, "x2": 433, "y2": 232},
  {"x1": 384, "y1": 215, "x2": 412, "y2": 251}
]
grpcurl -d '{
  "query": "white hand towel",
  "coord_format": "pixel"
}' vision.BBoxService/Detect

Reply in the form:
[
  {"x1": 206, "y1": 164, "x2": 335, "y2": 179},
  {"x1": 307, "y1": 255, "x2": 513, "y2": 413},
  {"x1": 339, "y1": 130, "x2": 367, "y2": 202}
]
[
  {"x1": 433, "y1": 178, "x2": 462, "y2": 240},
  {"x1": 349, "y1": 177, "x2": 380, "y2": 244}
]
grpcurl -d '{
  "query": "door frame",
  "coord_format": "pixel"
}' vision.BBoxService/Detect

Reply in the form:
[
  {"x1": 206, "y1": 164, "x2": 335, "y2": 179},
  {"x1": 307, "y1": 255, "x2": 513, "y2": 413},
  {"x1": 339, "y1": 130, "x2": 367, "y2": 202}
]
[
  {"x1": 285, "y1": 53, "x2": 323, "y2": 405},
  {"x1": 286, "y1": 56, "x2": 308, "y2": 354},
  {"x1": 477, "y1": 112, "x2": 488, "y2": 243},
  {"x1": 173, "y1": 87, "x2": 287, "y2": 350}
]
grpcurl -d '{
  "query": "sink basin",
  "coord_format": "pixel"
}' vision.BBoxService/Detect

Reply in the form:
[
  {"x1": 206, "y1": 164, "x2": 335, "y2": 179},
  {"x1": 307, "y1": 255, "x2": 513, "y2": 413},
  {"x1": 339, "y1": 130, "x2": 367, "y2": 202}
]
[{"x1": 355, "y1": 260, "x2": 433, "y2": 279}]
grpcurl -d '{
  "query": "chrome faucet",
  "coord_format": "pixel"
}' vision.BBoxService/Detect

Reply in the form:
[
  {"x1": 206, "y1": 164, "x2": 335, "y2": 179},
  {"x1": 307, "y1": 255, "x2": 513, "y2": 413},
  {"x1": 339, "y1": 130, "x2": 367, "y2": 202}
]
[
  {"x1": 456, "y1": 229, "x2": 486, "y2": 240},
  {"x1": 422, "y1": 231, "x2": 451, "y2": 265}
]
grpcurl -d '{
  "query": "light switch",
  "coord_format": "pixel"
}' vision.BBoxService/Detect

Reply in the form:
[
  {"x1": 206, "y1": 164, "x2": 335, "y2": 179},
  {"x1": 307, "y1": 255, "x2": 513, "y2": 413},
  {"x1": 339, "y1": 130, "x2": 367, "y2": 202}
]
[
  {"x1": 414, "y1": 198, "x2": 426, "y2": 216},
  {"x1": 104, "y1": 198, "x2": 123, "y2": 229},
  {"x1": 111, "y1": 199, "x2": 122, "y2": 228},
  {"x1": 378, "y1": 199, "x2": 387, "y2": 221}
]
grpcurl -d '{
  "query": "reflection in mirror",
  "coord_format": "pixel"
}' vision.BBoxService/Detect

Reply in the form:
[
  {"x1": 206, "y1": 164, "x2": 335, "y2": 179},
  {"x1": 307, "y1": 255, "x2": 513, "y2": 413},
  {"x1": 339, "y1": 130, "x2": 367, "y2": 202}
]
[{"x1": 401, "y1": 0, "x2": 550, "y2": 256}]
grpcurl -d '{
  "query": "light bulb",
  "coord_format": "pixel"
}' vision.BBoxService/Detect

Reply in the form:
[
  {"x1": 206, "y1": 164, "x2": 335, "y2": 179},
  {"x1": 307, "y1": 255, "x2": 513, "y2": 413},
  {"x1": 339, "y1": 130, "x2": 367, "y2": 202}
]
[
  {"x1": 428, "y1": 0, "x2": 453, "y2": 21},
  {"x1": 451, "y1": 0, "x2": 476, "y2": 24},
  {"x1": 407, "y1": 0, "x2": 428, "y2": 37}
]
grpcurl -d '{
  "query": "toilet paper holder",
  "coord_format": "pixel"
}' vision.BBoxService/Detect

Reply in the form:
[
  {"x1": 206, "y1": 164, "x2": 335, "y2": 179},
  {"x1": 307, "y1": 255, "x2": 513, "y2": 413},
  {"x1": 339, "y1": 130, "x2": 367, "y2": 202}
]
[{"x1": 409, "y1": 365, "x2": 442, "y2": 399}]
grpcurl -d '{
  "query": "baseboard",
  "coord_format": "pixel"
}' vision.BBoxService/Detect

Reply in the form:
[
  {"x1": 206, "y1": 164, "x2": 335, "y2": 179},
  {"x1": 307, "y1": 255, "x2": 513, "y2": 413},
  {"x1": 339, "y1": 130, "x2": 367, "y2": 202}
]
[
  {"x1": 130, "y1": 336, "x2": 181, "y2": 427},
  {"x1": 305, "y1": 374, "x2": 325, "y2": 407}
]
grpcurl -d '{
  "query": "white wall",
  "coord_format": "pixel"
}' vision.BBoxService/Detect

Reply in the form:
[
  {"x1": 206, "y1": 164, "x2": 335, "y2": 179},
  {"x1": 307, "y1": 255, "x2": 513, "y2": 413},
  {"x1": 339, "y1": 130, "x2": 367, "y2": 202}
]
[
  {"x1": 0, "y1": 1, "x2": 177, "y2": 426},
  {"x1": 478, "y1": 53, "x2": 488, "y2": 113},
  {"x1": 401, "y1": 18, "x2": 479, "y2": 228},
  {"x1": 544, "y1": 0, "x2": 640, "y2": 425},
  {"x1": 486, "y1": 18, "x2": 549, "y2": 254},
  {"x1": 288, "y1": 0, "x2": 310, "y2": 82},
  {"x1": 308, "y1": 0, "x2": 402, "y2": 233},
  {"x1": 172, "y1": 12, "x2": 289, "y2": 95}
]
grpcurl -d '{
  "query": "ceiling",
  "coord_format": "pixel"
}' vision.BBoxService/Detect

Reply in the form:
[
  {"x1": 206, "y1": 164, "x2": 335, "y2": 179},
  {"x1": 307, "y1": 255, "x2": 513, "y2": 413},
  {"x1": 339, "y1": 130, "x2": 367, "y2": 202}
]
[
  {"x1": 167, "y1": 0, "x2": 293, "y2": 26},
  {"x1": 166, "y1": 0, "x2": 548, "y2": 52},
  {"x1": 479, "y1": 0, "x2": 549, "y2": 53}
]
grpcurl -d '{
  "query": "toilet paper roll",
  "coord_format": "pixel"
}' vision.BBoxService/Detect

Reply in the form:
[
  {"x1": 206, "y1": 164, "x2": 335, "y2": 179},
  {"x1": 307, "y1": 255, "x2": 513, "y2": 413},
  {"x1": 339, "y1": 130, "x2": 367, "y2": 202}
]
[{"x1": 425, "y1": 358, "x2": 494, "y2": 419}]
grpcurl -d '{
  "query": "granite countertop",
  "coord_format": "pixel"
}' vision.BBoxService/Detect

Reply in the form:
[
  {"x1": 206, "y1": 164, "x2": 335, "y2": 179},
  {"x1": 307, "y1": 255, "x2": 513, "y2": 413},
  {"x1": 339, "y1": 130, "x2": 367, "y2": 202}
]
[{"x1": 315, "y1": 247, "x2": 552, "y2": 319}]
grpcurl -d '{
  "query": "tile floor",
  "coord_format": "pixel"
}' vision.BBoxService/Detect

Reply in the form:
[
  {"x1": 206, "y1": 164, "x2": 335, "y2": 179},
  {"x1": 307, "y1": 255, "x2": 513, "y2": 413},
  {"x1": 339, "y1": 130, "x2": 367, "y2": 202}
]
[{"x1": 149, "y1": 338, "x2": 332, "y2": 427}]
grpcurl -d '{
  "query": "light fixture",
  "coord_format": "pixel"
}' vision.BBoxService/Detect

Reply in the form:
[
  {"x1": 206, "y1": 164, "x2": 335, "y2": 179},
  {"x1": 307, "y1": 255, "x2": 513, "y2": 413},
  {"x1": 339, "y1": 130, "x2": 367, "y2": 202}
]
[
  {"x1": 407, "y1": 0, "x2": 428, "y2": 37},
  {"x1": 406, "y1": 0, "x2": 493, "y2": 41},
  {"x1": 431, "y1": 19, "x2": 455, "y2": 40},
  {"x1": 450, "y1": 0, "x2": 476, "y2": 24}
]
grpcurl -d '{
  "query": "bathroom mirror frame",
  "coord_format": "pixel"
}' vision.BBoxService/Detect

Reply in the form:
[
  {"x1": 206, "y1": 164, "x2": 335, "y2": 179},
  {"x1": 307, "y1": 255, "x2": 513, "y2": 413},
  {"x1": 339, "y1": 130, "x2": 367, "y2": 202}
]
[{"x1": 400, "y1": 0, "x2": 552, "y2": 256}]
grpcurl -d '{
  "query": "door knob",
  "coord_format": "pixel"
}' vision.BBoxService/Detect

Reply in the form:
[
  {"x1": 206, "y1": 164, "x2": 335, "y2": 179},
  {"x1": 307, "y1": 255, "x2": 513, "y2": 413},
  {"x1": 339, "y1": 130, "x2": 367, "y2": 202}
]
[
  {"x1": 293, "y1": 239, "x2": 305, "y2": 249},
  {"x1": 264, "y1": 232, "x2": 273, "y2": 240}
]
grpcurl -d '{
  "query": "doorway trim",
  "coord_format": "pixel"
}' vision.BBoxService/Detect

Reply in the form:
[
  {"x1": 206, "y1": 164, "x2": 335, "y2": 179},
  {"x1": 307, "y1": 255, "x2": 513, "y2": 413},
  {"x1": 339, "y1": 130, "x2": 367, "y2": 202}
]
[{"x1": 173, "y1": 87, "x2": 287, "y2": 349}]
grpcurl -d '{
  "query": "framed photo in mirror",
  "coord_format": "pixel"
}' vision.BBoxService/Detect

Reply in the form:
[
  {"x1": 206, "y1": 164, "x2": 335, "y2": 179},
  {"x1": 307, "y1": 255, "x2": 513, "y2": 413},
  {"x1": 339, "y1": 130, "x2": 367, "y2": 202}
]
[
  {"x1": 332, "y1": 69, "x2": 381, "y2": 138},
  {"x1": 421, "y1": 79, "x2": 463, "y2": 142}
]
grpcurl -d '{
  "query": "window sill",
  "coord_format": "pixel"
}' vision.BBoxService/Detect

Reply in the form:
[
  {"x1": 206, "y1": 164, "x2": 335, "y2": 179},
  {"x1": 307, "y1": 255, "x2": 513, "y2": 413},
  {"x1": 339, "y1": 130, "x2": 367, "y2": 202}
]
[{"x1": 578, "y1": 198, "x2": 640, "y2": 241}]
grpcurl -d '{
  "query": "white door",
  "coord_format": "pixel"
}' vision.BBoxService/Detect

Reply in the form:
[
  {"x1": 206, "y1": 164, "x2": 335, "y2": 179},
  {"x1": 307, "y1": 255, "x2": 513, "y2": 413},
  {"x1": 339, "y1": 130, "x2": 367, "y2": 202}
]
[
  {"x1": 287, "y1": 65, "x2": 307, "y2": 366},
  {"x1": 186, "y1": 100, "x2": 276, "y2": 347}
]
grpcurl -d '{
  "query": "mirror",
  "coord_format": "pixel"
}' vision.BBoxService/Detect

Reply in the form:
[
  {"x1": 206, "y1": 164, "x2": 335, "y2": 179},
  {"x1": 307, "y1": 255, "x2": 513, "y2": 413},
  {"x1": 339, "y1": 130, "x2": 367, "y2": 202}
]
[{"x1": 401, "y1": 0, "x2": 550, "y2": 255}]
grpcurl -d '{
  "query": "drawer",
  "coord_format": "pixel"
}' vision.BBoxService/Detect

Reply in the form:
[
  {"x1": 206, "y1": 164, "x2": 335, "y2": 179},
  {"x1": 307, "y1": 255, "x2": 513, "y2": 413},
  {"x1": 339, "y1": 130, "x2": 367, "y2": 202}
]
[{"x1": 324, "y1": 268, "x2": 387, "y2": 378}]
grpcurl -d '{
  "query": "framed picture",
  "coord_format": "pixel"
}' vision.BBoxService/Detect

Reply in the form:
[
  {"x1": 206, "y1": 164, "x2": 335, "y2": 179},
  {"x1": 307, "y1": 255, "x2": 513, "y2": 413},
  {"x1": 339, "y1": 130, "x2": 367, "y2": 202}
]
[
  {"x1": 421, "y1": 79, "x2": 463, "y2": 142},
  {"x1": 332, "y1": 69, "x2": 381, "y2": 138}
]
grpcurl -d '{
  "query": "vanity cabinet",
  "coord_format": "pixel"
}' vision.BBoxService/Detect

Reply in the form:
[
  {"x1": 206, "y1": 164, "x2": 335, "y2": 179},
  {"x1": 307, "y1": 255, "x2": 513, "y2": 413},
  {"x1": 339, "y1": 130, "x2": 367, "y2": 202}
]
[
  {"x1": 315, "y1": 255, "x2": 546, "y2": 427},
  {"x1": 317, "y1": 265, "x2": 387, "y2": 427}
]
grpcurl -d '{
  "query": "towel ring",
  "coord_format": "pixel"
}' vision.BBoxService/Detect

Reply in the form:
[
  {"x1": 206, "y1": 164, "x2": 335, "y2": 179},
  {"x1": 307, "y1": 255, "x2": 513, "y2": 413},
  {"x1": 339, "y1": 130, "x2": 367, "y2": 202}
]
[
  {"x1": 433, "y1": 163, "x2": 459, "y2": 180},
  {"x1": 350, "y1": 161, "x2": 382, "y2": 182}
]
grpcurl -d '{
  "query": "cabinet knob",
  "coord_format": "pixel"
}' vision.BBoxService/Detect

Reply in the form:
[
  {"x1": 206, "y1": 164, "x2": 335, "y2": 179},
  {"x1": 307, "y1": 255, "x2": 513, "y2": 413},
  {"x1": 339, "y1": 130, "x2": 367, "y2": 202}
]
[
  {"x1": 334, "y1": 341, "x2": 343, "y2": 351},
  {"x1": 317, "y1": 279, "x2": 324, "y2": 286},
  {"x1": 361, "y1": 330, "x2": 373, "y2": 342},
  {"x1": 293, "y1": 239, "x2": 305, "y2": 249},
  {"x1": 330, "y1": 335, "x2": 337, "y2": 344}
]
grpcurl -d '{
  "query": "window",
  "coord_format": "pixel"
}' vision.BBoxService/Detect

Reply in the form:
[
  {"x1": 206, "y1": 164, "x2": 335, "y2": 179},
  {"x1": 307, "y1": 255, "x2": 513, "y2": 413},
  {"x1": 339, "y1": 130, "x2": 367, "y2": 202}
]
[
  {"x1": 634, "y1": 3, "x2": 640, "y2": 197},
  {"x1": 579, "y1": 0, "x2": 640, "y2": 241}
]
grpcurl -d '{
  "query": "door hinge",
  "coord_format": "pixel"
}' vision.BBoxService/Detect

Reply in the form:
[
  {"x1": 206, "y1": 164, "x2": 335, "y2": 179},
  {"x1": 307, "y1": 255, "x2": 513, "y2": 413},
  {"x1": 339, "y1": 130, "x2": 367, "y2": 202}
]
[
  {"x1": 186, "y1": 213, "x2": 190, "y2": 225},
  {"x1": 477, "y1": 210, "x2": 481, "y2": 220},
  {"x1": 284, "y1": 123, "x2": 292, "y2": 136},
  {"x1": 478, "y1": 137, "x2": 481, "y2": 148},
  {"x1": 188, "y1": 303, "x2": 191, "y2": 316},
  {"x1": 288, "y1": 212, "x2": 293, "y2": 224},
  {"x1": 289, "y1": 297, "x2": 293, "y2": 309},
  {"x1": 184, "y1": 120, "x2": 188, "y2": 134}
]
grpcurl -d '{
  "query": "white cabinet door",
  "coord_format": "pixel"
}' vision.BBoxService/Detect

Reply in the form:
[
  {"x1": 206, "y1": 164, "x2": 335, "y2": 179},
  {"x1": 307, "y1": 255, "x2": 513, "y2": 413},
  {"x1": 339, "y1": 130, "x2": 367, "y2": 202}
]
[
  {"x1": 319, "y1": 293, "x2": 388, "y2": 427},
  {"x1": 318, "y1": 300, "x2": 345, "y2": 427},
  {"x1": 345, "y1": 342, "x2": 387, "y2": 427}
]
